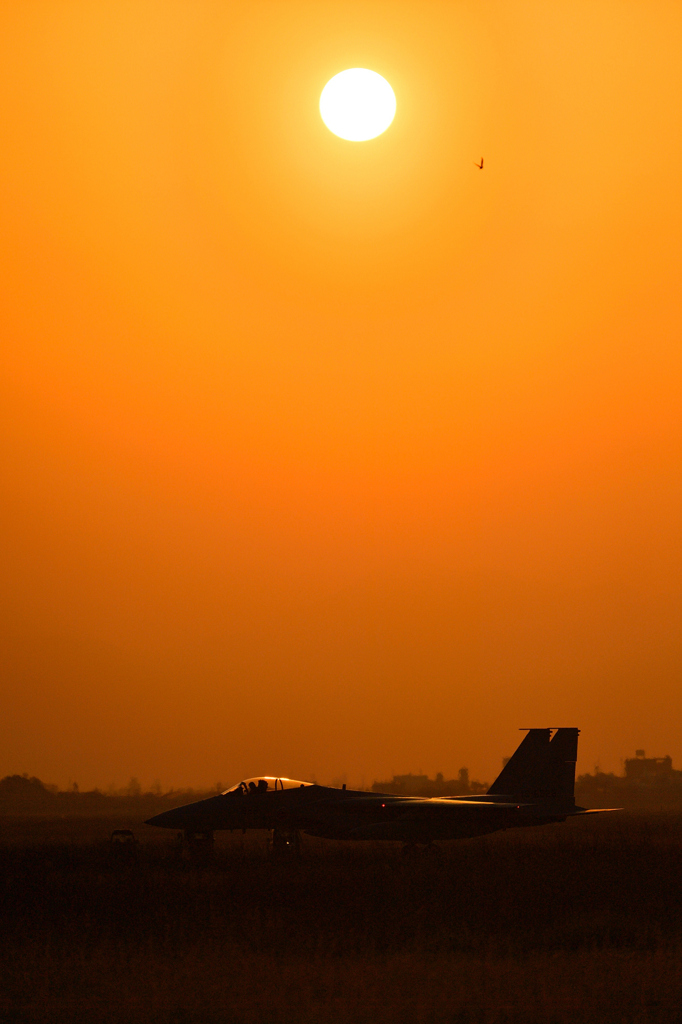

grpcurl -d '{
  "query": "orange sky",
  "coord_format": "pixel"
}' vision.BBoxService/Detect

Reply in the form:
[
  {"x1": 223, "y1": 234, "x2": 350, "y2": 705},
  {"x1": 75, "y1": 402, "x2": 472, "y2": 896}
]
[{"x1": 1, "y1": 1, "x2": 681, "y2": 789}]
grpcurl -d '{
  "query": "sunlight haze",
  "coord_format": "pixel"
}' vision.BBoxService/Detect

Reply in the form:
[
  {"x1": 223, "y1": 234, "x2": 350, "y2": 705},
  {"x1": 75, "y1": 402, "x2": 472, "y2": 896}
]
[{"x1": 1, "y1": 1, "x2": 681, "y2": 790}]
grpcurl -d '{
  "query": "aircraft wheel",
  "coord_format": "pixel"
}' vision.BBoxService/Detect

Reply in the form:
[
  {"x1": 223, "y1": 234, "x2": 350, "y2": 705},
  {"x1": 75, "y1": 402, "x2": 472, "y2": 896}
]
[{"x1": 270, "y1": 828, "x2": 301, "y2": 858}]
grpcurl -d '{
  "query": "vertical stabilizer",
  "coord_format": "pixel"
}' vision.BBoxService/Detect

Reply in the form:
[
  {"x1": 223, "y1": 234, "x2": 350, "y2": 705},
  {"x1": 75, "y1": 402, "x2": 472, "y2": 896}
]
[
  {"x1": 547, "y1": 728, "x2": 579, "y2": 808},
  {"x1": 488, "y1": 727, "x2": 579, "y2": 807},
  {"x1": 487, "y1": 729, "x2": 551, "y2": 798}
]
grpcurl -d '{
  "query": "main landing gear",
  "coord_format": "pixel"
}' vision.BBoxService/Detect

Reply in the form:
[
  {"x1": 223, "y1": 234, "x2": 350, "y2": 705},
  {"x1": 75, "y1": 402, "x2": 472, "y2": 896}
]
[
  {"x1": 401, "y1": 841, "x2": 442, "y2": 859},
  {"x1": 269, "y1": 828, "x2": 302, "y2": 857}
]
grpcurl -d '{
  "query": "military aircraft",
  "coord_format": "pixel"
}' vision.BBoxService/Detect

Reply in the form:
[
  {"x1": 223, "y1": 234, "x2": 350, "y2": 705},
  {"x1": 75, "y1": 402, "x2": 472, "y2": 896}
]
[{"x1": 146, "y1": 728, "x2": 616, "y2": 853}]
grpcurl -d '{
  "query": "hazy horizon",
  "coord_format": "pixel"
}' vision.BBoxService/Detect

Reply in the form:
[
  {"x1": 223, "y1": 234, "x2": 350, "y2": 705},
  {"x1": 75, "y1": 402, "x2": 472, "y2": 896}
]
[{"x1": 1, "y1": 735, "x2": 663, "y2": 796}]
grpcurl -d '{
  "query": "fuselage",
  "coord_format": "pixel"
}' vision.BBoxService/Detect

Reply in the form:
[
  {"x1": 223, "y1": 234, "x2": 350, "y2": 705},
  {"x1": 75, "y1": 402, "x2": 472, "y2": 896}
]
[
  {"x1": 145, "y1": 776, "x2": 566, "y2": 843},
  {"x1": 146, "y1": 731, "x2": 616, "y2": 845}
]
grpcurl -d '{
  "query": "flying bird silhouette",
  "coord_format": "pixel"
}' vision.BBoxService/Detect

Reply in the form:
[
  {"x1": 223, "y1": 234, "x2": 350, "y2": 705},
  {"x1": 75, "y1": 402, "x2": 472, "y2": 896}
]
[{"x1": 474, "y1": 158, "x2": 484, "y2": 170}]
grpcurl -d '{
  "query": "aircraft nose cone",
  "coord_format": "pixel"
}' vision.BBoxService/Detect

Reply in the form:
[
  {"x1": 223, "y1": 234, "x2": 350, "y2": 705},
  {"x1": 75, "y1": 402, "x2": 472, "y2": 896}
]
[
  {"x1": 145, "y1": 807, "x2": 186, "y2": 828},
  {"x1": 145, "y1": 811, "x2": 179, "y2": 827},
  {"x1": 145, "y1": 793, "x2": 224, "y2": 830}
]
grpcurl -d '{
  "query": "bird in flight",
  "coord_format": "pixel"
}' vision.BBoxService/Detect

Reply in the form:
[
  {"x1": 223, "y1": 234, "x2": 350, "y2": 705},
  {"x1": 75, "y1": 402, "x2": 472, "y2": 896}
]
[{"x1": 474, "y1": 158, "x2": 484, "y2": 170}]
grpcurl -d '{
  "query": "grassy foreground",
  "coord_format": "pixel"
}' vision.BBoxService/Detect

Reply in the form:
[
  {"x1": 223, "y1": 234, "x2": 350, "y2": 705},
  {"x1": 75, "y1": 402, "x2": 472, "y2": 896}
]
[{"x1": 2, "y1": 813, "x2": 682, "y2": 1023}]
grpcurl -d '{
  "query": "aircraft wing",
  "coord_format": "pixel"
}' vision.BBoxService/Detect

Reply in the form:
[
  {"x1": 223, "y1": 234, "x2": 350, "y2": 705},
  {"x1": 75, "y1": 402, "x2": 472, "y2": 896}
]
[
  {"x1": 296, "y1": 793, "x2": 538, "y2": 842},
  {"x1": 305, "y1": 797, "x2": 531, "y2": 818},
  {"x1": 567, "y1": 807, "x2": 622, "y2": 814},
  {"x1": 363, "y1": 799, "x2": 533, "y2": 811}
]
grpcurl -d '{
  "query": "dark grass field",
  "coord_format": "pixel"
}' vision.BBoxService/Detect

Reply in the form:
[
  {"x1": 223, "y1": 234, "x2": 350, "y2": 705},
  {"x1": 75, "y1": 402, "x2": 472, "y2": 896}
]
[{"x1": 2, "y1": 813, "x2": 682, "y2": 1023}]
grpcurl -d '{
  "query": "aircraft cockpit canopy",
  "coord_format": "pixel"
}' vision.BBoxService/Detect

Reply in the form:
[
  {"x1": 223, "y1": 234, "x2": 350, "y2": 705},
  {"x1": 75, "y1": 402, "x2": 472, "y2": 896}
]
[{"x1": 222, "y1": 777, "x2": 313, "y2": 796}]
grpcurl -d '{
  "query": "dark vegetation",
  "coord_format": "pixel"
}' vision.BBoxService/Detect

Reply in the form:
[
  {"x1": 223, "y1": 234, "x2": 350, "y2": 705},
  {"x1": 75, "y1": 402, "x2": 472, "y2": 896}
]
[
  {"x1": 2, "y1": 813, "x2": 682, "y2": 1023},
  {"x1": 0, "y1": 773, "x2": 219, "y2": 818}
]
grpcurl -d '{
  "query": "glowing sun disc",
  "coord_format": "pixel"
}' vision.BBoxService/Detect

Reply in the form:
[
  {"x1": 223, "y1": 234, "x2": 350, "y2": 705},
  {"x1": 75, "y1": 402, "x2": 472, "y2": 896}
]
[{"x1": 320, "y1": 69, "x2": 396, "y2": 142}]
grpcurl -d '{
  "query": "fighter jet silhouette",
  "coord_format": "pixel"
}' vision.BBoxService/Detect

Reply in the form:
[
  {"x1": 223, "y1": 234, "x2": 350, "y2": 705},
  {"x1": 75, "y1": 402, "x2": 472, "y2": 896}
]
[
  {"x1": 146, "y1": 728, "x2": 618, "y2": 855},
  {"x1": 475, "y1": 157, "x2": 484, "y2": 169}
]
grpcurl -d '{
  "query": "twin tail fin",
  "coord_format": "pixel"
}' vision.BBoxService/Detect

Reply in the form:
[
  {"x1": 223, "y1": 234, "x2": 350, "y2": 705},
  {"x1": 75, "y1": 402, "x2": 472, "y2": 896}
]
[{"x1": 487, "y1": 728, "x2": 579, "y2": 807}]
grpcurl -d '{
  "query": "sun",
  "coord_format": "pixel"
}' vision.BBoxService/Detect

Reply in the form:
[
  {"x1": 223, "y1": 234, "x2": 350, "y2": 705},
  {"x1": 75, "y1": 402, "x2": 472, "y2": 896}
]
[{"x1": 319, "y1": 69, "x2": 396, "y2": 142}]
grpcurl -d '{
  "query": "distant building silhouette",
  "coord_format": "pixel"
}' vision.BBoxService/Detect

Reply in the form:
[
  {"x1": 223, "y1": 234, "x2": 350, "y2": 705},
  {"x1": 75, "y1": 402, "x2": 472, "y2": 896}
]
[
  {"x1": 387, "y1": 774, "x2": 429, "y2": 795},
  {"x1": 371, "y1": 749, "x2": 682, "y2": 808},
  {"x1": 577, "y1": 749, "x2": 682, "y2": 809},
  {"x1": 624, "y1": 750, "x2": 673, "y2": 781},
  {"x1": 371, "y1": 769, "x2": 487, "y2": 798}
]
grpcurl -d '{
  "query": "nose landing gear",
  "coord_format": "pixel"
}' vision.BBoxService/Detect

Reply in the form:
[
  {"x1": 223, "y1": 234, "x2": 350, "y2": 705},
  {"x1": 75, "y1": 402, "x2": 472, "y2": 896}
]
[{"x1": 180, "y1": 830, "x2": 215, "y2": 862}]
